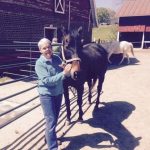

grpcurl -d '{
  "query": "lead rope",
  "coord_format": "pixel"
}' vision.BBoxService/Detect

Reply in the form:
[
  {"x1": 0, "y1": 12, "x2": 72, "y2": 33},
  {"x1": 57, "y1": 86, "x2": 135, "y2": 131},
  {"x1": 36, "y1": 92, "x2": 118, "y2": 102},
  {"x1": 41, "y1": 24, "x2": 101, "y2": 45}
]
[
  {"x1": 61, "y1": 42, "x2": 81, "y2": 65},
  {"x1": 61, "y1": 42, "x2": 67, "y2": 65}
]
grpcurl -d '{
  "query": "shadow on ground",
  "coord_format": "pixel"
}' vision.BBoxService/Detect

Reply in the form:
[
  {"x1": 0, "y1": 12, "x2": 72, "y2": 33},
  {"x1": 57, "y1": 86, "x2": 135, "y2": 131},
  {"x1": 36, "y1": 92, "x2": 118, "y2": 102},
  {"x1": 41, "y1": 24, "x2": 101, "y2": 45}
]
[
  {"x1": 63, "y1": 101, "x2": 141, "y2": 150},
  {"x1": 108, "y1": 55, "x2": 140, "y2": 70}
]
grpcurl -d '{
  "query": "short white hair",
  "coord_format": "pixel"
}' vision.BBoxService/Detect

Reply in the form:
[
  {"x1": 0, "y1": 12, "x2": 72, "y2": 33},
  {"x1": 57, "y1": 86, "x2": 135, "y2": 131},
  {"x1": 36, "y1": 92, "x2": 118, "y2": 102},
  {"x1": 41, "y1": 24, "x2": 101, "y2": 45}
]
[{"x1": 38, "y1": 38, "x2": 51, "y2": 50}]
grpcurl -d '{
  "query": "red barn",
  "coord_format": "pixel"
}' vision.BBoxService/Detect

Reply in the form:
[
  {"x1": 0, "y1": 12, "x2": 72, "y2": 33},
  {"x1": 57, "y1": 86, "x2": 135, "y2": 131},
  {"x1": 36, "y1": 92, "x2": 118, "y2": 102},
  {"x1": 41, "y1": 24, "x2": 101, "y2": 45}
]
[
  {"x1": 0, "y1": 0, "x2": 97, "y2": 44},
  {"x1": 116, "y1": 0, "x2": 150, "y2": 48},
  {"x1": 0, "y1": 0, "x2": 97, "y2": 75}
]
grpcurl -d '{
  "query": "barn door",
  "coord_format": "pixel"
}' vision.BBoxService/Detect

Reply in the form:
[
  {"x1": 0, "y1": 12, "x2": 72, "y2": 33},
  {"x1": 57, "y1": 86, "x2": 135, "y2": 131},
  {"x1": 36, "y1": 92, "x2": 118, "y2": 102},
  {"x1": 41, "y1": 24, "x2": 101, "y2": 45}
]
[
  {"x1": 44, "y1": 27, "x2": 57, "y2": 41},
  {"x1": 55, "y1": 0, "x2": 65, "y2": 14}
]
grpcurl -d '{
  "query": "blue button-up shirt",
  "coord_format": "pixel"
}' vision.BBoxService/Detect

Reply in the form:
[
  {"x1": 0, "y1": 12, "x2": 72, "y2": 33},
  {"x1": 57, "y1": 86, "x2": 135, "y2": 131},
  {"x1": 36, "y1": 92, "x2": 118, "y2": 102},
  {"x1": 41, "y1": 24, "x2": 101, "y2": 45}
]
[{"x1": 35, "y1": 54, "x2": 65, "y2": 96}]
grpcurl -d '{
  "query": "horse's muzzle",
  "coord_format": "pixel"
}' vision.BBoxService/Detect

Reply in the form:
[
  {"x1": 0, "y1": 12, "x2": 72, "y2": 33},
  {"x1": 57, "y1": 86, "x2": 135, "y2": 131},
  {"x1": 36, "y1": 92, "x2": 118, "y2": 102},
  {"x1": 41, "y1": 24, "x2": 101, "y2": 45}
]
[
  {"x1": 71, "y1": 71, "x2": 79, "y2": 80},
  {"x1": 74, "y1": 71, "x2": 78, "y2": 80}
]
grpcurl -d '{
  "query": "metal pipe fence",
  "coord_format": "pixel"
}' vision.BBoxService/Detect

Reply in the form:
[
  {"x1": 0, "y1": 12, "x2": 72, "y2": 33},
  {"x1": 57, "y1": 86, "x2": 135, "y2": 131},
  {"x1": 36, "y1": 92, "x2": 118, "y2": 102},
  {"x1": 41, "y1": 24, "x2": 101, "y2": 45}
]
[{"x1": 0, "y1": 41, "x2": 99, "y2": 149}]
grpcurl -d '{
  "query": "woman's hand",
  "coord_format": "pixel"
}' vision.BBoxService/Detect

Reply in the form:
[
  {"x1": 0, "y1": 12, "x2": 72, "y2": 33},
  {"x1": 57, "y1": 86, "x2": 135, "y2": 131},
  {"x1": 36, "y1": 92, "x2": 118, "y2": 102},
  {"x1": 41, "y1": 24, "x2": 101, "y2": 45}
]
[{"x1": 63, "y1": 64, "x2": 72, "y2": 76}]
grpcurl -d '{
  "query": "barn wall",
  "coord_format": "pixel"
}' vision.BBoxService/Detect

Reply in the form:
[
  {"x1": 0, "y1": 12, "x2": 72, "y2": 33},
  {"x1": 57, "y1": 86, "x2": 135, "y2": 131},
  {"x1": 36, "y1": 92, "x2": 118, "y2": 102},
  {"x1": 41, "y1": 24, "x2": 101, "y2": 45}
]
[
  {"x1": 119, "y1": 16, "x2": 150, "y2": 26},
  {"x1": 0, "y1": 0, "x2": 92, "y2": 43},
  {"x1": 118, "y1": 16, "x2": 150, "y2": 48}
]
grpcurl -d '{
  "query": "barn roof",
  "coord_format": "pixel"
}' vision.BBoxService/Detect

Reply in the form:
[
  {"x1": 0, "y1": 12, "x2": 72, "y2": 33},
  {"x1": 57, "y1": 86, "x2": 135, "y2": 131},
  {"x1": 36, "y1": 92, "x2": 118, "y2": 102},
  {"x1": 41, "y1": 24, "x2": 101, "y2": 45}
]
[
  {"x1": 90, "y1": 0, "x2": 98, "y2": 27},
  {"x1": 116, "y1": 0, "x2": 150, "y2": 17}
]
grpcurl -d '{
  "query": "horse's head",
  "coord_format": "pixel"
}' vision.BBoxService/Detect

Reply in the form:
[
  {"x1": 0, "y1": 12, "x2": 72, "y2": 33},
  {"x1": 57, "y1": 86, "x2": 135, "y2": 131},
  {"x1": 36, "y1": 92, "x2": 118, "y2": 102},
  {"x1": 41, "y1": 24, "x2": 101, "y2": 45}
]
[{"x1": 61, "y1": 27, "x2": 83, "y2": 80}]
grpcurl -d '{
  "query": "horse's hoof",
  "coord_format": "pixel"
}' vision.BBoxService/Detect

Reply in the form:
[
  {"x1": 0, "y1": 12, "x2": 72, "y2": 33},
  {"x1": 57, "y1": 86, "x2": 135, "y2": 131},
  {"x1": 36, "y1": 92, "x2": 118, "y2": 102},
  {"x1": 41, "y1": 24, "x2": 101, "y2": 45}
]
[
  {"x1": 77, "y1": 118, "x2": 83, "y2": 124},
  {"x1": 100, "y1": 102, "x2": 106, "y2": 105},
  {"x1": 65, "y1": 120, "x2": 71, "y2": 126}
]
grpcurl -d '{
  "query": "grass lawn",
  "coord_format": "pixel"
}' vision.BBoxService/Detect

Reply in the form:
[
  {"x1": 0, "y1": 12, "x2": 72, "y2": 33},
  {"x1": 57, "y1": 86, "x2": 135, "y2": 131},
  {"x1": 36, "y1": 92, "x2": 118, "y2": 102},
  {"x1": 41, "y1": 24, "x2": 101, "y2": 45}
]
[{"x1": 92, "y1": 24, "x2": 118, "y2": 42}]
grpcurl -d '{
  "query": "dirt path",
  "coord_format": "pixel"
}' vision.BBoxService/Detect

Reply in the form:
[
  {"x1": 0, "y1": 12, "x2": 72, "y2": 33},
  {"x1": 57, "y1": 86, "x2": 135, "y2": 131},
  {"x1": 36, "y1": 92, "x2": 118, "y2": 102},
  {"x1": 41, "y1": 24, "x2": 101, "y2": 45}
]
[{"x1": 0, "y1": 49, "x2": 150, "y2": 150}]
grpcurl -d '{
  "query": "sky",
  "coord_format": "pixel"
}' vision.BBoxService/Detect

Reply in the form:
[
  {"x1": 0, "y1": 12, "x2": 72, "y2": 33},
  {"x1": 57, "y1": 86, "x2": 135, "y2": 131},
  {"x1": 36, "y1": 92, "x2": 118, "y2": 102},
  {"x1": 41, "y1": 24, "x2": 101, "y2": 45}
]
[{"x1": 95, "y1": 0, "x2": 123, "y2": 11}]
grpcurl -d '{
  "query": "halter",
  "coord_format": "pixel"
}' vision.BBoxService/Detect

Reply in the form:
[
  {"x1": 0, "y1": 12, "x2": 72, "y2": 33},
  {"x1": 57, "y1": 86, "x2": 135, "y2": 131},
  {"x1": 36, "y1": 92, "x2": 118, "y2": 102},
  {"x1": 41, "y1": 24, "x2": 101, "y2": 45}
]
[{"x1": 61, "y1": 44, "x2": 81, "y2": 65}]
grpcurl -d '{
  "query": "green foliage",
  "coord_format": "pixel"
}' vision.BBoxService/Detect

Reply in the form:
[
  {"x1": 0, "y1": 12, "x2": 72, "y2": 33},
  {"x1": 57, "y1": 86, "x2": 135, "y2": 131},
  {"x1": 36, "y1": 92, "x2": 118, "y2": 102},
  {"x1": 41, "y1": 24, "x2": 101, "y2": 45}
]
[
  {"x1": 96, "y1": 7, "x2": 110, "y2": 24},
  {"x1": 92, "y1": 25, "x2": 118, "y2": 42},
  {"x1": 96, "y1": 7, "x2": 116, "y2": 24}
]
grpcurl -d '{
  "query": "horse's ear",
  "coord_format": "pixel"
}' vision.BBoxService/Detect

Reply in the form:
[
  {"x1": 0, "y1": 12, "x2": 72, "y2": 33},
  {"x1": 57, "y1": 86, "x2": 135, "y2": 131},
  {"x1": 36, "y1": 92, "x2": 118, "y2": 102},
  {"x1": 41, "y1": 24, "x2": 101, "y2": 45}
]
[
  {"x1": 81, "y1": 38, "x2": 85, "y2": 45},
  {"x1": 78, "y1": 26, "x2": 83, "y2": 35},
  {"x1": 60, "y1": 26, "x2": 68, "y2": 36}
]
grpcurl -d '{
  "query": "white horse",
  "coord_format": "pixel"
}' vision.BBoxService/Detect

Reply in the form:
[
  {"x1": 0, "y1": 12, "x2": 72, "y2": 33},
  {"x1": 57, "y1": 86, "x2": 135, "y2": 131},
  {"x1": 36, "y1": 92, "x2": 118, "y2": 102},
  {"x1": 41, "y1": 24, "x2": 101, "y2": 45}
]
[{"x1": 101, "y1": 41, "x2": 135, "y2": 65}]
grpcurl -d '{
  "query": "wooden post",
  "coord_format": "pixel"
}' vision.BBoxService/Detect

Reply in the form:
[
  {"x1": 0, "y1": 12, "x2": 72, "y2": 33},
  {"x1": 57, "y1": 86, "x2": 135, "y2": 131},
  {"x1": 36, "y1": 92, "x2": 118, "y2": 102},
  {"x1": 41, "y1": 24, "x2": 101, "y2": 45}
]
[
  {"x1": 117, "y1": 31, "x2": 120, "y2": 41},
  {"x1": 68, "y1": 1, "x2": 71, "y2": 31},
  {"x1": 141, "y1": 32, "x2": 145, "y2": 49},
  {"x1": 88, "y1": 9, "x2": 91, "y2": 32}
]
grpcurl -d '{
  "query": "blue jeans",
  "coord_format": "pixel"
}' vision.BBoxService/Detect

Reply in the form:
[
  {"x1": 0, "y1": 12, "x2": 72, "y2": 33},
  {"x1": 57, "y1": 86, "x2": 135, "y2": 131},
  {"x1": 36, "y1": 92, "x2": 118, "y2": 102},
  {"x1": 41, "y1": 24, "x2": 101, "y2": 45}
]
[{"x1": 40, "y1": 94, "x2": 62, "y2": 150}]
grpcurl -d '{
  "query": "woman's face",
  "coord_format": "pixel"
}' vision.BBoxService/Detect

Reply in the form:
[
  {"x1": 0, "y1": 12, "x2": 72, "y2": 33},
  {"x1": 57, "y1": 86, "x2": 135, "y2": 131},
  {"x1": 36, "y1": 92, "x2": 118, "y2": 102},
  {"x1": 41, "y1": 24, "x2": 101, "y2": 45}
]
[{"x1": 40, "y1": 42, "x2": 53, "y2": 59}]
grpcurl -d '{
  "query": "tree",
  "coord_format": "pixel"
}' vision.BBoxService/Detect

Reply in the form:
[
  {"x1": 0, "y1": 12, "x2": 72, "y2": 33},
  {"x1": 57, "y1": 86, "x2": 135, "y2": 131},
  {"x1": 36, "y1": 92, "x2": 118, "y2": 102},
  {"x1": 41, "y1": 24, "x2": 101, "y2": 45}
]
[
  {"x1": 96, "y1": 7, "x2": 110, "y2": 24},
  {"x1": 96, "y1": 7, "x2": 116, "y2": 24}
]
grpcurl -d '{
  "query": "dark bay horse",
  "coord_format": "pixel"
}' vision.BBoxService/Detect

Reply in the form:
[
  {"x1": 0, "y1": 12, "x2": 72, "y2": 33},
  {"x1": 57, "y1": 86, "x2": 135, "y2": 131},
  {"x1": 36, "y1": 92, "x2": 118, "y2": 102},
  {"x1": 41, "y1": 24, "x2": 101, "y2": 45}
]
[{"x1": 60, "y1": 27, "x2": 108, "y2": 124}]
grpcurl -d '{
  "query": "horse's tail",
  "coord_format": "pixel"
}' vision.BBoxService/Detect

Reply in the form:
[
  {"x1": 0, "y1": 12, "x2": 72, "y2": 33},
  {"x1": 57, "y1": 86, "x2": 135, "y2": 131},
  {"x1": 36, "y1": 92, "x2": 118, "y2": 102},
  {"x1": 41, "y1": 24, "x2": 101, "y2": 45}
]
[{"x1": 130, "y1": 43, "x2": 135, "y2": 56}]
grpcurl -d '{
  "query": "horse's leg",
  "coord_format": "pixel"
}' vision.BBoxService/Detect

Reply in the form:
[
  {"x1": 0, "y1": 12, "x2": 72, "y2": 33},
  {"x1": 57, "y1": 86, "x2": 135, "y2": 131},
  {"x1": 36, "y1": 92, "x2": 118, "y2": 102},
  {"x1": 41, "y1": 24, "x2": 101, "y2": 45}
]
[
  {"x1": 64, "y1": 86, "x2": 71, "y2": 124},
  {"x1": 119, "y1": 52, "x2": 125, "y2": 65},
  {"x1": 108, "y1": 52, "x2": 112, "y2": 64},
  {"x1": 87, "y1": 79, "x2": 92, "y2": 104},
  {"x1": 126, "y1": 53, "x2": 130, "y2": 64},
  {"x1": 77, "y1": 85, "x2": 84, "y2": 121},
  {"x1": 95, "y1": 74, "x2": 105, "y2": 108}
]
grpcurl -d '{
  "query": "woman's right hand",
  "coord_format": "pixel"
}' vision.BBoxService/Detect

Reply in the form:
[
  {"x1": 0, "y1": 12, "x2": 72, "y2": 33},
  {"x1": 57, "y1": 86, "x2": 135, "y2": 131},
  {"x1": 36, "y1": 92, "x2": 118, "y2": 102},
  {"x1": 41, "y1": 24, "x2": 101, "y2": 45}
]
[{"x1": 63, "y1": 64, "x2": 72, "y2": 76}]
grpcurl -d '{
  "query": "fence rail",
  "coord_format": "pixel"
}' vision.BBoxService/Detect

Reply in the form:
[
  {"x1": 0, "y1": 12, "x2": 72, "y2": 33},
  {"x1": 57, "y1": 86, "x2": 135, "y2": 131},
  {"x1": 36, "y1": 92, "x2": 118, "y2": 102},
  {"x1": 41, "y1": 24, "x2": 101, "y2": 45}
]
[{"x1": 0, "y1": 41, "x2": 99, "y2": 149}]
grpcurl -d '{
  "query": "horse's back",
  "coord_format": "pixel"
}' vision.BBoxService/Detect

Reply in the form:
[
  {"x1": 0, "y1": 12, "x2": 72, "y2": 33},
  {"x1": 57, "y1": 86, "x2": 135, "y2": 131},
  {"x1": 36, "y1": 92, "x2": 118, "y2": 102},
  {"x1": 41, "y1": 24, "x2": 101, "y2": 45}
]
[
  {"x1": 81, "y1": 43, "x2": 108, "y2": 75},
  {"x1": 120, "y1": 41, "x2": 133, "y2": 51},
  {"x1": 82, "y1": 43, "x2": 107, "y2": 58},
  {"x1": 120, "y1": 41, "x2": 134, "y2": 56},
  {"x1": 120, "y1": 41, "x2": 132, "y2": 49}
]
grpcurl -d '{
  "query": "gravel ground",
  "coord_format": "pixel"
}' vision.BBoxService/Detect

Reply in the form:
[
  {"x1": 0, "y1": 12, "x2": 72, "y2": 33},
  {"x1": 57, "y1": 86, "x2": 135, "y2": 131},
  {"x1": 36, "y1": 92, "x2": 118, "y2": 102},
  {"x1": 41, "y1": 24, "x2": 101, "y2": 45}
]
[{"x1": 0, "y1": 48, "x2": 150, "y2": 150}]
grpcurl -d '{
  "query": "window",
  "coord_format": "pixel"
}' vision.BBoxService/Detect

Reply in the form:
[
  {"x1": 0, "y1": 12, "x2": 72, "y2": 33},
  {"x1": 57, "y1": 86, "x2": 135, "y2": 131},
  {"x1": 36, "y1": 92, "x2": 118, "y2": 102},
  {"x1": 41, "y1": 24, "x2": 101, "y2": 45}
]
[
  {"x1": 55, "y1": 0, "x2": 65, "y2": 14},
  {"x1": 44, "y1": 27, "x2": 57, "y2": 41}
]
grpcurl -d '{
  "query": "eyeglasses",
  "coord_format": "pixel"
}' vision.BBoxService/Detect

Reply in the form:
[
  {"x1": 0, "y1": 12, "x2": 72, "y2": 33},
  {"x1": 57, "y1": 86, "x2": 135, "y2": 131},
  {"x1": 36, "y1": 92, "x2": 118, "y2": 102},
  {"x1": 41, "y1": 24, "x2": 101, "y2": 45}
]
[{"x1": 42, "y1": 46, "x2": 52, "y2": 51}]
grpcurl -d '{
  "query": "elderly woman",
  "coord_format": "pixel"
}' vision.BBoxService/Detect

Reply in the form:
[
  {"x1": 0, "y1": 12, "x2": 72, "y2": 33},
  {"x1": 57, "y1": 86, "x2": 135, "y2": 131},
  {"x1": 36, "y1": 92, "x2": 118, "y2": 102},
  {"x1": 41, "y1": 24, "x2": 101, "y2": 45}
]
[{"x1": 35, "y1": 38, "x2": 71, "y2": 150}]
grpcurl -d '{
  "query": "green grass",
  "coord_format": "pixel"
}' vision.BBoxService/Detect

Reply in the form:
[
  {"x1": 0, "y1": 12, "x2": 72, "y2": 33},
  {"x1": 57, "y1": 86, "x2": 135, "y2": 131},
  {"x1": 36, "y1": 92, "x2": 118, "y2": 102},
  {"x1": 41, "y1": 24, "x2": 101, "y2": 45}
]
[{"x1": 92, "y1": 24, "x2": 118, "y2": 42}]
